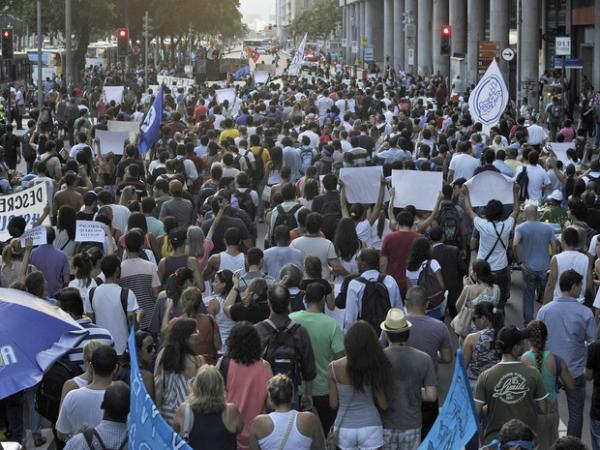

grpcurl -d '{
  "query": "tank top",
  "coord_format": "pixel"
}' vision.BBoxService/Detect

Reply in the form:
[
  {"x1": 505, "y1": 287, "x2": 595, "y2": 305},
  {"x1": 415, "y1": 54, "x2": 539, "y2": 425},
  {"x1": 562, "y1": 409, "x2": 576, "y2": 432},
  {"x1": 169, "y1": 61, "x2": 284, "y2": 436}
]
[
  {"x1": 187, "y1": 410, "x2": 237, "y2": 450},
  {"x1": 523, "y1": 350, "x2": 558, "y2": 401},
  {"x1": 214, "y1": 295, "x2": 235, "y2": 355},
  {"x1": 466, "y1": 328, "x2": 501, "y2": 381},
  {"x1": 553, "y1": 250, "x2": 588, "y2": 302},
  {"x1": 257, "y1": 411, "x2": 313, "y2": 450},
  {"x1": 331, "y1": 364, "x2": 382, "y2": 429},
  {"x1": 162, "y1": 255, "x2": 189, "y2": 285},
  {"x1": 73, "y1": 375, "x2": 88, "y2": 388},
  {"x1": 219, "y1": 251, "x2": 245, "y2": 273}
]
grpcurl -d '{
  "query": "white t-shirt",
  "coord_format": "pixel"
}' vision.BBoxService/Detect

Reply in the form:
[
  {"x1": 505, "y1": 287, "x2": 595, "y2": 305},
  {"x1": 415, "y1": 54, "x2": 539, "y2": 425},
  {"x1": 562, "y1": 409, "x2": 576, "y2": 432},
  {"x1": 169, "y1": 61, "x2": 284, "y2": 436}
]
[
  {"x1": 474, "y1": 217, "x2": 514, "y2": 271},
  {"x1": 449, "y1": 153, "x2": 480, "y2": 181},
  {"x1": 290, "y1": 235, "x2": 337, "y2": 280},
  {"x1": 69, "y1": 143, "x2": 88, "y2": 159},
  {"x1": 522, "y1": 164, "x2": 550, "y2": 202},
  {"x1": 405, "y1": 259, "x2": 442, "y2": 287},
  {"x1": 56, "y1": 387, "x2": 105, "y2": 436},
  {"x1": 554, "y1": 250, "x2": 589, "y2": 303},
  {"x1": 89, "y1": 283, "x2": 139, "y2": 354}
]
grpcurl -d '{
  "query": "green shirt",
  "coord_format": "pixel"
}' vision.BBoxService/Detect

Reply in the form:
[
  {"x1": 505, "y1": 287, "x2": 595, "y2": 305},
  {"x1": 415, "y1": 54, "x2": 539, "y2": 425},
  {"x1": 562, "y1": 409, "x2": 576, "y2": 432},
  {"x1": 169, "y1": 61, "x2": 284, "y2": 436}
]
[
  {"x1": 474, "y1": 361, "x2": 548, "y2": 443},
  {"x1": 289, "y1": 310, "x2": 344, "y2": 396}
]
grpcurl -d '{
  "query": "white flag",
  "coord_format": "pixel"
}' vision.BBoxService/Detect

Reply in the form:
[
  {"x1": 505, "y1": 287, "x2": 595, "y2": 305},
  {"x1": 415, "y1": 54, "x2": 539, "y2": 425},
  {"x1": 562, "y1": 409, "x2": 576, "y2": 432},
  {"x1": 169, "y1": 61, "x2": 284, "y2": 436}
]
[
  {"x1": 468, "y1": 59, "x2": 508, "y2": 130},
  {"x1": 288, "y1": 33, "x2": 307, "y2": 77}
]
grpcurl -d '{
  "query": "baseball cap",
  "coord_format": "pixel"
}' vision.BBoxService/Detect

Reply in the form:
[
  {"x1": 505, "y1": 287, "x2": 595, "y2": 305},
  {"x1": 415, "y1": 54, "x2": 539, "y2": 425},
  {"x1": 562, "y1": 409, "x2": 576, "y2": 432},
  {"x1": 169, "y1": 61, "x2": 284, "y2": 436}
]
[
  {"x1": 169, "y1": 179, "x2": 183, "y2": 193},
  {"x1": 496, "y1": 325, "x2": 532, "y2": 352}
]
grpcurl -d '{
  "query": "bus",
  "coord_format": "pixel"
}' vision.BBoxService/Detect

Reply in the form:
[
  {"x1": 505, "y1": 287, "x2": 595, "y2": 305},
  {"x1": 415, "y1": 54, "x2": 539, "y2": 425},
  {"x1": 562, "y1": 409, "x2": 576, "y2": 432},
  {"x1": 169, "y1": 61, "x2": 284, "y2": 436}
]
[
  {"x1": 243, "y1": 39, "x2": 271, "y2": 54},
  {"x1": 26, "y1": 49, "x2": 65, "y2": 83},
  {"x1": 86, "y1": 42, "x2": 118, "y2": 67},
  {"x1": 0, "y1": 53, "x2": 32, "y2": 86}
]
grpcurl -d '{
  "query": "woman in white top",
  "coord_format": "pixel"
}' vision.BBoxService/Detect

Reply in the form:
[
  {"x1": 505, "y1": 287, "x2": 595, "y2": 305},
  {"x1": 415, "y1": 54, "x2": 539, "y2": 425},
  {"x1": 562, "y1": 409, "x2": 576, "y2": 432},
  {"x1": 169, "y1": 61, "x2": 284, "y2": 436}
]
[
  {"x1": 250, "y1": 374, "x2": 324, "y2": 450},
  {"x1": 207, "y1": 269, "x2": 236, "y2": 355},
  {"x1": 544, "y1": 226, "x2": 593, "y2": 303},
  {"x1": 60, "y1": 340, "x2": 104, "y2": 405},
  {"x1": 68, "y1": 253, "x2": 97, "y2": 313},
  {"x1": 339, "y1": 178, "x2": 386, "y2": 247},
  {"x1": 405, "y1": 237, "x2": 445, "y2": 290}
]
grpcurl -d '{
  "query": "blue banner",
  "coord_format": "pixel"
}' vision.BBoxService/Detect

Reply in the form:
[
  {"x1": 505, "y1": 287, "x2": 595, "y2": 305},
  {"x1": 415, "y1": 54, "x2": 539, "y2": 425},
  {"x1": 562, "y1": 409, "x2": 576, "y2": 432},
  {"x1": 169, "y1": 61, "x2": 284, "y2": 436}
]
[
  {"x1": 419, "y1": 349, "x2": 479, "y2": 450},
  {"x1": 128, "y1": 329, "x2": 192, "y2": 450},
  {"x1": 138, "y1": 85, "x2": 163, "y2": 154}
]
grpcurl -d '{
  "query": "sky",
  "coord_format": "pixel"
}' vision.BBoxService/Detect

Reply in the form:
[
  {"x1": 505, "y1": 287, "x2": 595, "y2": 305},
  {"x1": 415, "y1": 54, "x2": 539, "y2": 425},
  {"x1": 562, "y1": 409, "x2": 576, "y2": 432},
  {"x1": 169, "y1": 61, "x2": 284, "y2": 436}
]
[{"x1": 239, "y1": 0, "x2": 275, "y2": 25}]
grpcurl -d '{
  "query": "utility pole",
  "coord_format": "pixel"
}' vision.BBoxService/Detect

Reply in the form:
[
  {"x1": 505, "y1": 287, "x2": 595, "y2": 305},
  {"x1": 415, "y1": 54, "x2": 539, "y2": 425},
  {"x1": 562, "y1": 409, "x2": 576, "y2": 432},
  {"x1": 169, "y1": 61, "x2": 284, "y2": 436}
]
[
  {"x1": 36, "y1": 0, "x2": 43, "y2": 109},
  {"x1": 143, "y1": 11, "x2": 152, "y2": 89},
  {"x1": 65, "y1": 0, "x2": 72, "y2": 89}
]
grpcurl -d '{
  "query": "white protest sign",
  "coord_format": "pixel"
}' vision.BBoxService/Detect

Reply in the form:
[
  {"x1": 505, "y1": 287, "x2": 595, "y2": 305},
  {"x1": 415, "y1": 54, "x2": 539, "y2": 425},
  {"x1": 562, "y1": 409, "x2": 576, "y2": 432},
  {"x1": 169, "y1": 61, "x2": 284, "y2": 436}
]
[
  {"x1": 20, "y1": 225, "x2": 47, "y2": 247},
  {"x1": 0, "y1": 184, "x2": 50, "y2": 241},
  {"x1": 75, "y1": 220, "x2": 106, "y2": 243},
  {"x1": 107, "y1": 120, "x2": 139, "y2": 143},
  {"x1": 95, "y1": 130, "x2": 129, "y2": 155},
  {"x1": 391, "y1": 170, "x2": 443, "y2": 210},
  {"x1": 254, "y1": 70, "x2": 270, "y2": 85},
  {"x1": 157, "y1": 75, "x2": 195, "y2": 93},
  {"x1": 215, "y1": 88, "x2": 241, "y2": 116},
  {"x1": 339, "y1": 167, "x2": 390, "y2": 204},
  {"x1": 465, "y1": 171, "x2": 514, "y2": 206},
  {"x1": 103, "y1": 86, "x2": 124, "y2": 104},
  {"x1": 546, "y1": 142, "x2": 575, "y2": 165}
]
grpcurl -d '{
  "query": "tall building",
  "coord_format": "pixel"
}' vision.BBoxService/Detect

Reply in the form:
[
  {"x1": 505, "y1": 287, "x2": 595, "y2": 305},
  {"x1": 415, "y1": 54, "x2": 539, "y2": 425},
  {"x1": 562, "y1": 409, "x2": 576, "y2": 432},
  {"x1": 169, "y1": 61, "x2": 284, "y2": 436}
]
[{"x1": 276, "y1": 0, "x2": 317, "y2": 44}]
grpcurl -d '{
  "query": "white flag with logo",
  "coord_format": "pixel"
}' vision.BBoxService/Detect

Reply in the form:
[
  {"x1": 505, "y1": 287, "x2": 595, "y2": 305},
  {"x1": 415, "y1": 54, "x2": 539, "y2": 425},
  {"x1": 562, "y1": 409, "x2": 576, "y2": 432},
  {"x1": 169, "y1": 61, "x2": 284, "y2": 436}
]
[
  {"x1": 468, "y1": 59, "x2": 508, "y2": 130},
  {"x1": 288, "y1": 33, "x2": 307, "y2": 77}
]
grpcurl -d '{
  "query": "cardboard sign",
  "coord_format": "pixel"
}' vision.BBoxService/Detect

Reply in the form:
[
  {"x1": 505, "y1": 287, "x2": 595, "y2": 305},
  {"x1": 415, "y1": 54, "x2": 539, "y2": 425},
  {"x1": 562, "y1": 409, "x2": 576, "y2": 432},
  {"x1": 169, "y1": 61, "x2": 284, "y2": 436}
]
[
  {"x1": 546, "y1": 142, "x2": 575, "y2": 165},
  {"x1": 0, "y1": 184, "x2": 50, "y2": 241},
  {"x1": 465, "y1": 171, "x2": 514, "y2": 206},
  {"x1": 20, "y1": 225, "x2": 47, "y2": 247},
  {"x1": 339, "y1": 167, "x2": 390, "y2": 204},
  {"x1": 391, "y1": 170, "x2": 442, "y2": 210},
  {"x1": 95, "y1": 130, "x2": 129, "y2": 155},
  {"x1": 75, "y1": 220, "x2": 106, "y2": 243},
  {"x1": 107, "y1": 120, "x2": 139, "y2": 143},
  {"x1": 103, "y1": 86, "x2": 124, "y2": 104}
]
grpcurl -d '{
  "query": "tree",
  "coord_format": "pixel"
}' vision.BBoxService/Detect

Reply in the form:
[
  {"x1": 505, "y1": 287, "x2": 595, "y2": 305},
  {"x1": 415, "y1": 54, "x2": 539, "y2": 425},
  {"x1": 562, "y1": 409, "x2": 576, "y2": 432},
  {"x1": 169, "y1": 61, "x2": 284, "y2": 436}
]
[{"x1": 288, "y1": 0, "x2": 342, "y2": 43}]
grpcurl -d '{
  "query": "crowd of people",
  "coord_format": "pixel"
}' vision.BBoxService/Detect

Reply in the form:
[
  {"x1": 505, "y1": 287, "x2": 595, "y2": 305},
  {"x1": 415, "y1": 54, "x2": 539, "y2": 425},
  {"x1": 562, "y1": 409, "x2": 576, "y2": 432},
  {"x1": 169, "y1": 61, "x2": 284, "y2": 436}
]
[{"x1": 1, "y1": 53, "x2": 600, "y2": 450}]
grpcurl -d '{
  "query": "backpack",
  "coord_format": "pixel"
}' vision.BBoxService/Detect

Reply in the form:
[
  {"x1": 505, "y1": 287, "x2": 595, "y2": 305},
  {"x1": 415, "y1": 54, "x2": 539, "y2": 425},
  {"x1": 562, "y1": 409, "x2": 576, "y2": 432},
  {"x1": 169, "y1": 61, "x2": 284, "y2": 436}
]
[
  {"x1": 356, "y1": 274, "x2": 392, "y2": 336},
  {"x1": 83, "y1": 428, "x2": 127, "y2": 450},
  {"x1": 235, "y1": 188, "x2": 257, "y2": 221},
  {"x1": 417, "y1": 261, "x2": 446, "y2": 310},
  {"x1": 299, "y1": 147, "x2": 314, "y2": 175},
  {"x1": 516, "y1": 166, "x2": 529, "y2": 202},
  {"x1": 262, "y1": 320, "x2": 302, "y2": 387},
  {"x1": 319, "y1": 196, "x2": 342, "y2": 241},
  {"x1": 437, "y1": 202, "x2": 462, "y2": 247},
  {"x1": 272, "y1": 204, "x2": 302, "y2": 237},
  {"x1": 89, "y1": 287, "x2": 130, "y2": 326},
  {"x1": 250, "y1": 148, "x2": 265, "y2": 184},
  {"x1": 289, "y1": 290, "x2": 306, "y2": 312},
  {"x1": 35, "y1": 355, "x2": 83, "y2": 421},
  {"x1": 21, "y1": 131, "x2": 35, "y2": 161}
]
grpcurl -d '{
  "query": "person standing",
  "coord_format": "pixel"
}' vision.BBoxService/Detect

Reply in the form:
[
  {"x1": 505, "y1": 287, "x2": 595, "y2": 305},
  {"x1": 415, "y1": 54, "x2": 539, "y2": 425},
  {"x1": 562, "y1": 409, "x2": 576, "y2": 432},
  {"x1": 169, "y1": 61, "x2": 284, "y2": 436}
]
[
  {"x1": 513, "y1": 204, "x2": 556, "y2": 325},
  {"x1": 537, "y1": 269, "x2": 597, "y2": 439},
  {"x1": 380, "y1": 308, "x2": 437, "y2": 450},
  {"x1": 29, "y1": 227, "x2": 70, "y2": 297}
]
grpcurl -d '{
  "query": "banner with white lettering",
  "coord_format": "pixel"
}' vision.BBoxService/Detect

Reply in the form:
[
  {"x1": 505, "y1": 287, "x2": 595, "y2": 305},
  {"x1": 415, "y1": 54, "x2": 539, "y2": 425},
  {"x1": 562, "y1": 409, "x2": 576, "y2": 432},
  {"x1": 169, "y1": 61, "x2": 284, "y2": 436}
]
[
  {"x1": 0, "y1": 184, "x2": 50, "y2": 241},
  {"x1": 391, "y1": 170, "x2": 442, "y2": 210},
  {"x1": 128, "y1": 329, "x2": 192, "y2": 450},
  {"x1": 20, "y1": 226, "x2": 47, "y2": 247},
  {"x1": 75, "y1": 221, "x2": 106, "y2": 243}
]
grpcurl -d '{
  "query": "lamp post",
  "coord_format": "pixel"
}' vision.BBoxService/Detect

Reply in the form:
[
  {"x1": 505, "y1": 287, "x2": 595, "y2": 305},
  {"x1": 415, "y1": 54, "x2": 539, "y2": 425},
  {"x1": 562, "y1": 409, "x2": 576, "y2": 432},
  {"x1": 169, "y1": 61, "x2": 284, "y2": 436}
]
[{"x1": 37, "y1": 0, "x2": 43, "y2": 109}]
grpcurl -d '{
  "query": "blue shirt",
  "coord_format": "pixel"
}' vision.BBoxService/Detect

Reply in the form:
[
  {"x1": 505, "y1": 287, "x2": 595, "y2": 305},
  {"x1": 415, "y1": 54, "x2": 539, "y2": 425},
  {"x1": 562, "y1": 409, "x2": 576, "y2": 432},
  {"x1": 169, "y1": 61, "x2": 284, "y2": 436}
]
[
  {"x1": 537, "y1": 296, "x2": 597, "y2": 377},
  {"x1": 493, "y1": 160, "x2": 515, "y2": 177},
  {"x1": 30, "y1": 244, "x2": 70, "y2": 297},
  {"x1": 515, "y1": 221, "x2": 555, "y2": 272}
]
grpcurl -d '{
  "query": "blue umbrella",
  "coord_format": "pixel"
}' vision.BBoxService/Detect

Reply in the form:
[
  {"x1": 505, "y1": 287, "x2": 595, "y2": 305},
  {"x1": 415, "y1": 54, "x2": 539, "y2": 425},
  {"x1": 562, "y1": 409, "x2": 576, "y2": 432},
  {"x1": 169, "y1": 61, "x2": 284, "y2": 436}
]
[{"x1": 0, "y1": 288, "x2": 83, "y2": 399}]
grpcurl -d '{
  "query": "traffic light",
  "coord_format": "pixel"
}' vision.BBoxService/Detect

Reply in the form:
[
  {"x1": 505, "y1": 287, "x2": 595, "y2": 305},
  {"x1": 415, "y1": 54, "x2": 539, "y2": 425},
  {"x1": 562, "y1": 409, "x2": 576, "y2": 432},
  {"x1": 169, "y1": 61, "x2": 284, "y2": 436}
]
[
  {"x1": 1, "y1": 28, "x2": 13, "y2": 59},
  {"x1": 117, "y1": 28, "x2": 129, "y2": 56},
  {"x1": 441, "y1": 25, "x2": 451, "y2": 56}
]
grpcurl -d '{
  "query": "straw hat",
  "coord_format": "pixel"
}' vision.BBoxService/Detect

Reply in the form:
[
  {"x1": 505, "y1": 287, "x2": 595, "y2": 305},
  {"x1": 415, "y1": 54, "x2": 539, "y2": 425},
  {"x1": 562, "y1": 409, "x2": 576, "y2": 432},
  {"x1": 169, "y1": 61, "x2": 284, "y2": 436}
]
[{"x1": 380, "y1": 308, "x2": 412, "y2": 333}]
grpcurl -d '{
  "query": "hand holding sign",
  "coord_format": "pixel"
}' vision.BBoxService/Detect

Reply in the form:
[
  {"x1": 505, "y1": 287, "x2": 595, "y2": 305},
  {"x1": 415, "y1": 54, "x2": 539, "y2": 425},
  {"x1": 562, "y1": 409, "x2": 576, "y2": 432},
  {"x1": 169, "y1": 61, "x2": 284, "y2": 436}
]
[{"x1": 75, "y1": 221, "x2": 106, "y2": 243}]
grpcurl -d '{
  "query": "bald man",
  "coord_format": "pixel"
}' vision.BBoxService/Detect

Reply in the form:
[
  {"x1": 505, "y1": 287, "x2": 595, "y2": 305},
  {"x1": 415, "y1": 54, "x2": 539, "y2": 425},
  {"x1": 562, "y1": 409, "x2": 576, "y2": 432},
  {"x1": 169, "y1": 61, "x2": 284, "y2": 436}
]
[{"x1": 513, "y1": 203, "x2": 557, "y2": 325}]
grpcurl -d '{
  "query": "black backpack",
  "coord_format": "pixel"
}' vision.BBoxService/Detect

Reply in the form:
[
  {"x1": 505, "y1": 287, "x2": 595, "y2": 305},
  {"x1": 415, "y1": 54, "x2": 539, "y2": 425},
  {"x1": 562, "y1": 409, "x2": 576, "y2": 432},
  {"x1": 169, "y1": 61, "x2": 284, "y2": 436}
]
[
  {"x1": 516, "y1": 166, "x2": 529, "y2": 202},
  {"x1": 356, "y1": 274, "x2": 392, "y2": 336},
  {"x1": 319, "y1": 196, "x2": 342, "y2": 241},
  {"x1": 35, "y1": 355, "x2": 83, "y2": 421},
  {"x1": 437, "y1": 202, "x2": 462, "y2": 247},
  {"x1": 89, "y1": 287, "x2": 130, "y2": 326},
  {"x1": 289, "y1": 290, "x2": 306, "y2": 312},
  {"x1": 83, "y1": 428, "x2": 127, "y2": 450},
  {"x1": 235, "y1": 189, "x2": 257, "y2": 221},
  {"x1": 417, "y1": 260, "x2": 445, "y2": 310},
  {"x1": 250, "y1": 148, "x2": 265, "y2": 185},
  {"x1": 262, "y1": 320, "x2": 302, "y2": 387},
  {"x1": 272, "y1": 204, "x2": 302, "y2": 237}
]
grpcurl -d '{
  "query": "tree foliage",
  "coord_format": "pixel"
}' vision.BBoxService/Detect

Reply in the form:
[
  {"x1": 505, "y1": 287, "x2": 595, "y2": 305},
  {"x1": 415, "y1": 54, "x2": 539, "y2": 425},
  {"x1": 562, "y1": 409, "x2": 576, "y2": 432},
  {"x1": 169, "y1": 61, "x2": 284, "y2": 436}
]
[{"x1": 288, "y1": 0, "x2": 342, "y2": 42}]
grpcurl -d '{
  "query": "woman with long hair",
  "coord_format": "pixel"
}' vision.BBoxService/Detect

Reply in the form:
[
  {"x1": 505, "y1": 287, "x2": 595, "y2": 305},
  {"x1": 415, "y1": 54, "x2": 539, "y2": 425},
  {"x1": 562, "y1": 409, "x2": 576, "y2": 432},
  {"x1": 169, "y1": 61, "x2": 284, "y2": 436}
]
[
  {"x1": 54, "y1": 205, "x2": 77, "y2": 257},
  {"x1": 119, "y1": 211, "x2": 161, "y2": 263},
  {"x1": 154, "y1": 318, "x2": 204, "y2": 425},
  {"x1": 158, "y1": 227, "x2": 203, "y2": 288},
  {"x1": 60, "y1": 340, "x2": 104, "y2": 403},
  {"x1": 218, "y1": 322, "x2": 273, "y2": 450},
  {"x1": 299, "y1": 178, "x2": 319, "y2": 210},
  {"x1": 328, "y1": 320, "x2": 391, "y2": 450},
  {"x1": 160, "y1": 216, "x2": 179, "y2": 258},
  {"x1": 187, "y1": 201, "x2": 226, "y2": 278},
  {"x1": 207, "y1": 269, "x2": 236, "y2": 355},
  {"x1": 522, "y1": 320, "x2": 574, "y2": 449},
  {"x1": 462, "y1": 302, "x2": 504, "y2": 389},
  {"x1": 339, "y1": 177, "x2": 386, "y2": 247},
  {"x1": 0, "y1": 239, "x2": 34, "y2": 287},
  {"x1": 68, "y1": 252, "x2": 97, "y2": 312},
  {"x1": 173, "y1": 365, "x2": 243, "y2": 449},
  {"x1": 151, "y1": 266, "x2": 195, "y2": 336},
  {"x1": 118, "y1": 185, "x2": 137, "y2": 208},
  {"x1": 135, "y1": 330, "x2": 157, "y2": 400},
  {"x1": 223, "y1": 275, "x2": 270, "y2": 324}
]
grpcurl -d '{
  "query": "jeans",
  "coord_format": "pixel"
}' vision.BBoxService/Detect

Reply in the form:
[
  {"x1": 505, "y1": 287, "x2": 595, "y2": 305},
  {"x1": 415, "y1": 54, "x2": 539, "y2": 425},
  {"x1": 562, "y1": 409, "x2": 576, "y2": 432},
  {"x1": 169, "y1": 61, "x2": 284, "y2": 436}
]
[
  {"x1": 521, "y1": 268, "x2": 547, "y2": 325},
  {"x1": 492, "y1": 267, "x2": 510, "y2": 310},
  {"x1": 591, "y1": 418, "x2": 600, "y2": 450},
  {"x1": 24, "y1": 385, "x2": 43, "y2": 439},
  {"x1": 566, "y1": 375, "x2": 586, "y2": 438}
]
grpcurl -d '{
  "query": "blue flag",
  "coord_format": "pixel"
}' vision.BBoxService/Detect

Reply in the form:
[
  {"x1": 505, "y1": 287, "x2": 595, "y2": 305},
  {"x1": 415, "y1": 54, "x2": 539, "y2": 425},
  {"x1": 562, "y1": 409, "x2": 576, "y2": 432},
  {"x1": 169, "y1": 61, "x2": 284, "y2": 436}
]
[
  {"x1": 128, "y1": 328, "x2": 192, "y2": 450},
  {"x1": 138, "y1": 85, "x2": 163, "y2": 154},
  {"x1": 234, "y1": 65, "x2": 250, "y2": 80},
  {"x1": 419, "y1": 349, "x2": 479, "y2": 450}
]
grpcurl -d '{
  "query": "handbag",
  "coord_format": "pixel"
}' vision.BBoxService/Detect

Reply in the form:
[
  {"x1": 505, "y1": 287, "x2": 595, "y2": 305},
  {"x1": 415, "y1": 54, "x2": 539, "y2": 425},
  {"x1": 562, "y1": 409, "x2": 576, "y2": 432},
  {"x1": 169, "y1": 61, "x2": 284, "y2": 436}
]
[
  {"x1": 450, "y1": 301, "x2": 473, "y2": 336},
  {"x1": 261, "y1": 185, "x2": 272, "y2": 203}
]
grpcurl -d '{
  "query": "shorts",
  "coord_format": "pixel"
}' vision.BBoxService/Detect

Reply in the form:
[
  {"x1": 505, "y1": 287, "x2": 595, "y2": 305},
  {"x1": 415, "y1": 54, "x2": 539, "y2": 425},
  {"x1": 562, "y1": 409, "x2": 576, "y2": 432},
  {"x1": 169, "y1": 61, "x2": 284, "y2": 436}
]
[
  {"x1": 337, "y1": 426, "x2": 384, "y2": 450},
  {"x1": 382, "y1": 428, "x2": 421, "y2": 450}
]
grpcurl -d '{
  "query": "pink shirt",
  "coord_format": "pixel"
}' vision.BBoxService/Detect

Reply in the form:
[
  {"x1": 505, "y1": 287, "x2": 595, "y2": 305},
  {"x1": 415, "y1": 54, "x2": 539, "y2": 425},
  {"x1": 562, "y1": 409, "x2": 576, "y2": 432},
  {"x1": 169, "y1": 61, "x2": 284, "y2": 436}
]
[{"x1": 194, "y1": 238, "x2": 214, "y2": 273}]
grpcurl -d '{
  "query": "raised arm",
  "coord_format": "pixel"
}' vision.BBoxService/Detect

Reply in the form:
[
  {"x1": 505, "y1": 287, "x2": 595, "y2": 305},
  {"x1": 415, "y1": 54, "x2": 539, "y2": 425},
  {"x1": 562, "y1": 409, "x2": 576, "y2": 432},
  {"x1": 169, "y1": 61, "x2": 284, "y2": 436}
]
[
  {"x1": 388, "y1": 187, "x2": 398, "y2": 230},
  {"x1": 367, "y1": 178, "x2": 387, "y2": 225},
  {"x1": 206, "y1": 198, "x2": 227, "y2": 241},
  {"x1": 461, "y1": 185, "x2": 478, "y2": 222},
  {"x1": 416, "y1": 192, "x2": 443, "y2": 233},
  {"x1": 339, "y1": 179, "x2": 350, "y2": 218},
  {"x1": 510, "y1": 182, "x2": 520, "y2": 221}
]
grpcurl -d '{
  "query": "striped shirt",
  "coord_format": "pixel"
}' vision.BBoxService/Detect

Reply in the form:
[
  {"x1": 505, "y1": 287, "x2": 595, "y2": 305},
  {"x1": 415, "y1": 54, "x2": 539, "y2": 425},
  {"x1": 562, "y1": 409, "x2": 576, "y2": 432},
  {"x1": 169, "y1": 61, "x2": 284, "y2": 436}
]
[
  {"x1": 119, "y1": 257, "x2": 160, "y2": 330},
  {"x1": 66, "y1": 319, "x2": 114, "y2": 369}
]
